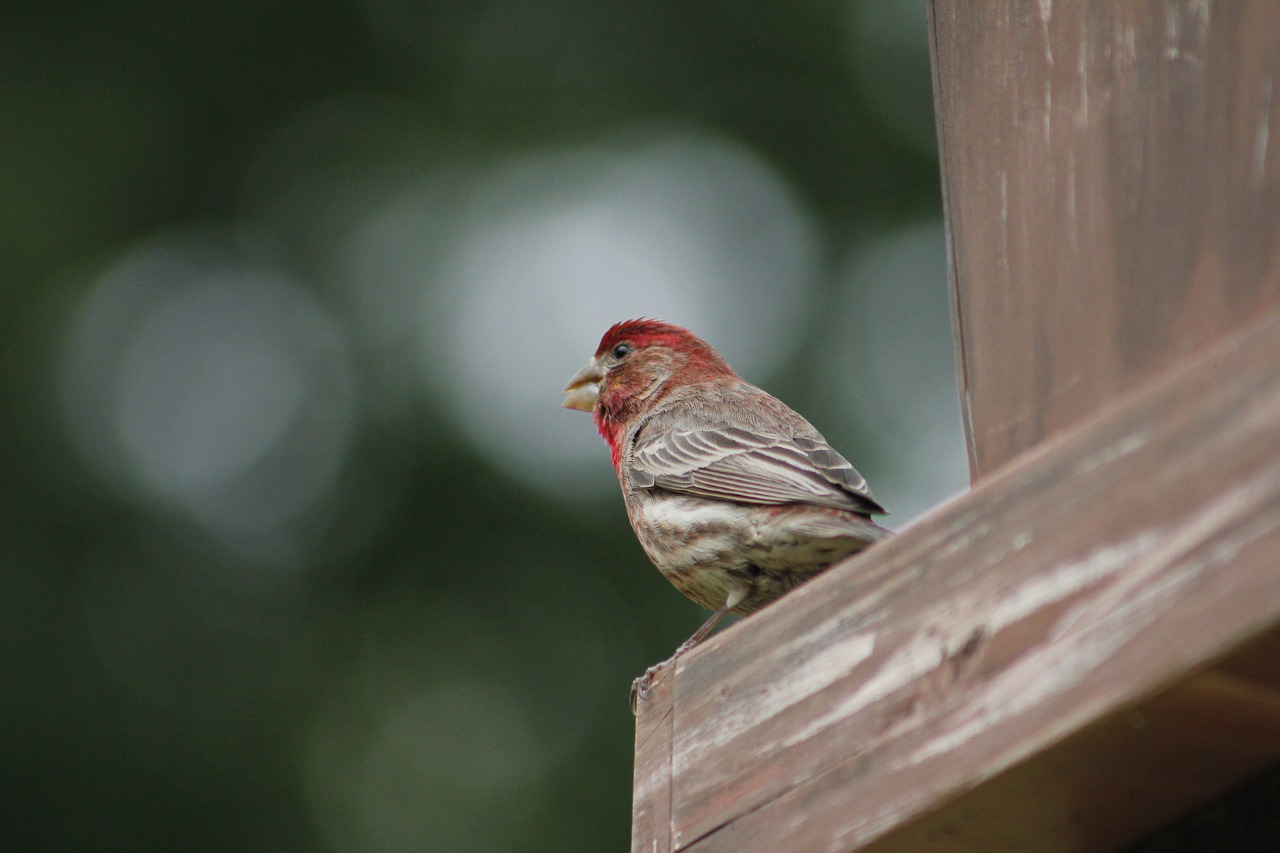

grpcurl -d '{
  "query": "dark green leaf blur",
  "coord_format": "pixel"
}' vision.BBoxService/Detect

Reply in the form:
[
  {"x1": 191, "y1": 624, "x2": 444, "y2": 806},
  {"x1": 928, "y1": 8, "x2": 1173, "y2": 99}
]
[{"x1": 2, "y1": 0, "x2": 965, "y2": 850}]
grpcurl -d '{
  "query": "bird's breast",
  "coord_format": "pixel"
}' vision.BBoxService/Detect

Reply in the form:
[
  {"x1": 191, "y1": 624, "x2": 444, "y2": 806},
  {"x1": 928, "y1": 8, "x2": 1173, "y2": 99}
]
[{"x1": 626, "y1": 493, "x2": 748, "y2": 574}]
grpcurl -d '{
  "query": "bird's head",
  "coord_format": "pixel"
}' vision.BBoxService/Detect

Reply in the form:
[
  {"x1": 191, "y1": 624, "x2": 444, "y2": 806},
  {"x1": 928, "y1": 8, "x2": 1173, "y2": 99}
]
[{"x1": 562, "y1": 319, "x2": 735, "y2": 457}]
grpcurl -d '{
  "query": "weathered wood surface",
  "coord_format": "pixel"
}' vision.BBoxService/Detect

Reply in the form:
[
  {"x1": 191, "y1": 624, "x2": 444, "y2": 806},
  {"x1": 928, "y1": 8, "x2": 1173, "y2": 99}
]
[
  {"x1": 861, "y1": 648, "x2": 1280, "y2": 853},
  {"x1": 932, "y1": 1, "x2": 1280, "y2": 479},
  {"x1": 630, "y1": 310, "x2": 1280, "y2": 852},
  {"x1": 632, "y1": 665, "x2": 675, "y2": 852}
]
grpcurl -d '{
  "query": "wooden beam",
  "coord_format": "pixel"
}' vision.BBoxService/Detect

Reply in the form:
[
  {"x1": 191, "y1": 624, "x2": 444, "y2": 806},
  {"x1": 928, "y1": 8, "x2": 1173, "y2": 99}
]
[
  {"x1": 632, "y1": 666, "x2": 675, "y2": 851},
  {"x1": 630, "y1": 310, "x2": 1280, "y2": 852},
  {"x1": 931, "y1": 1, "x2": 1280, "y2": 479}
]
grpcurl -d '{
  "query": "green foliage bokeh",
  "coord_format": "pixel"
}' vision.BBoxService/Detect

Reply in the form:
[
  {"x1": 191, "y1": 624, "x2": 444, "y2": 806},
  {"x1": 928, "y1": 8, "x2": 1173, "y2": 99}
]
[{"x1": 1, "y1": 1, "x2": 948, "y2": 850}]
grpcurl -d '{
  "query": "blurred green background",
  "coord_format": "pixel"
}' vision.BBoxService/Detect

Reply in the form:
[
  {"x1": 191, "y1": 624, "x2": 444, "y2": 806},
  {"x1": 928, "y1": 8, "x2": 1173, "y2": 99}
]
[{"x1": 3, "y1": 0, "x2": 966, "y2": 849}]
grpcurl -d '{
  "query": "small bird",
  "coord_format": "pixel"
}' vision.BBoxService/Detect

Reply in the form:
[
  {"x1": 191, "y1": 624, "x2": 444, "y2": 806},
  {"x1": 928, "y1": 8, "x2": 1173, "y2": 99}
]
[{"x1": 562, "y1": 319, "x2": 890, "y2": 707}]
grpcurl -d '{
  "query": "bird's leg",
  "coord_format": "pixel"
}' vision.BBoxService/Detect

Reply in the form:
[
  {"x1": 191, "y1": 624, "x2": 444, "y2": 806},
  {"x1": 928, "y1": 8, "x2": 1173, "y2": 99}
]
[
  {"x1": 631, "y1": 588, "x2": 746, "y2": 714},
  {"x1": 675, "y1": 605, "x2": 732, "y2": 655},
  {"x1": 629, "y1": 606, "x2": 728, "y2": 712}
]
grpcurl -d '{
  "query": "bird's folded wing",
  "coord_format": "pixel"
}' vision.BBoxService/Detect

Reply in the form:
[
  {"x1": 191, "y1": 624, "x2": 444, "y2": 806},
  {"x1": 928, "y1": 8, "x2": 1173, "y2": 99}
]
[{"x1": 630, "y1": 426, "x2": 883, "y2": 513}]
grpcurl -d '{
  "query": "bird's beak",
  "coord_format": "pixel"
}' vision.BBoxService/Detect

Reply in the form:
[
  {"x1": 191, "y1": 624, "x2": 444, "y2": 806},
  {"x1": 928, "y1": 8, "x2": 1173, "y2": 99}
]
[{"x1": 562, "y1": 358, "x2": 604, "y2": 412}]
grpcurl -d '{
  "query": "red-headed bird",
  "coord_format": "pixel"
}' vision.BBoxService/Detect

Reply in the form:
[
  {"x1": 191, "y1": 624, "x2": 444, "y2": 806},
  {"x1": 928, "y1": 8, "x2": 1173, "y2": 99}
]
[{"x1": 563, "y1": 319, "x2": 890, "y2": 706}]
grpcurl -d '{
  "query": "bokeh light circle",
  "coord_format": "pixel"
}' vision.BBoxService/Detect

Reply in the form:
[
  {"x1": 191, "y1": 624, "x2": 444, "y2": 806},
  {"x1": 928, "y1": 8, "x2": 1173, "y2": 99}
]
[
  {"x1": 403, "y1": 131, "x2": 820, "y2": 497},
  {"x1": 59, "y1": 232, "x2": 357, "y2": 547}
]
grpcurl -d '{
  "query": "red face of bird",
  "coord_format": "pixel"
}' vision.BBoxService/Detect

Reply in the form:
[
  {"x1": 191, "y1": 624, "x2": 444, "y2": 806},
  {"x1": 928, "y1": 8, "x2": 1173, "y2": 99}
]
[{"x1": 561, "y1": 319, "x2": 734, "y2": 417}]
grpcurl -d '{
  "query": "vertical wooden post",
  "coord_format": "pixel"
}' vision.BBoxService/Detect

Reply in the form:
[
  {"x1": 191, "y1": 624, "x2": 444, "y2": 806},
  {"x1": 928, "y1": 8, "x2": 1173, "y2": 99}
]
[{"x1": 932, "y1": 1, "x2": 1280, "y2": 479}]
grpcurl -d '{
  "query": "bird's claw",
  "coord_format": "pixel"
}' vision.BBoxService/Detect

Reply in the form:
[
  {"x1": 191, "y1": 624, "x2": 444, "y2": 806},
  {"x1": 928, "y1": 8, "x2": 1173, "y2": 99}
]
[
  {"x1": 631, "y1": 621, "x2": 722, "y2": 714},
  {"x1": 630, "y1": 661, "x2": 668, "y2": 715}
]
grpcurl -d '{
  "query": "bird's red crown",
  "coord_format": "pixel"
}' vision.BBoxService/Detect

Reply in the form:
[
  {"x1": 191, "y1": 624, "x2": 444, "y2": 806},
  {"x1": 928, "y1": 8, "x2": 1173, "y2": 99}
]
[{"x1": 594, "y1": 318, "x2": 695, "y2": 357}]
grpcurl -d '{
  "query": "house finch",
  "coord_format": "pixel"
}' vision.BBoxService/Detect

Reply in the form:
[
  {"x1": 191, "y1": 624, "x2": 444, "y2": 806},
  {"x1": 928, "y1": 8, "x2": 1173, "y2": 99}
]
[{"x1": 562, "y1": 319, "x2": 890, "y2": 708}]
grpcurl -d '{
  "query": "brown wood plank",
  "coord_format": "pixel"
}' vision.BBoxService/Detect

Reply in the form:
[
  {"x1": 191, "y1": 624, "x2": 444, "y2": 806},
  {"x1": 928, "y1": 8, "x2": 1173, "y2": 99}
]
[
  {"x1": 930, "y1": 1, "x2": 1280, "y2": 479},
  {"x1": 858, "y1": 656, "x2": 1280, "y2": 852},
  {"x1": 630, "y1": 310, "x2": 1280, "y2": 852},
  {"x1": 632, "y1": 666, "x2": 675, "y2": 853}
]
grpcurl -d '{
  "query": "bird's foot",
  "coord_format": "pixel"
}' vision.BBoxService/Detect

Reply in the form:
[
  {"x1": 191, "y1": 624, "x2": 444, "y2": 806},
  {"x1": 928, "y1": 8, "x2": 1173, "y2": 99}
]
[
  {"x1": 673, "y1": 636, "x2": 700, "y2": 656},
  {"x1": 631, "y1": 603, "x2": 737, "y2": 714},
  {"x1": 630, "y1": 657, "x2": 675, "y2": 715}
]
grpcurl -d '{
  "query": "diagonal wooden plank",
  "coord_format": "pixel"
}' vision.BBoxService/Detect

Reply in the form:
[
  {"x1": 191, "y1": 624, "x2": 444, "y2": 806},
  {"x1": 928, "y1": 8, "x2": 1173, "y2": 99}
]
[
  {"x1": 630, "y1": 310, "x2": 1280, "y2": 853},
  {"x1": 858, "y1": 658, "x2": 1280, "y2": 852}
]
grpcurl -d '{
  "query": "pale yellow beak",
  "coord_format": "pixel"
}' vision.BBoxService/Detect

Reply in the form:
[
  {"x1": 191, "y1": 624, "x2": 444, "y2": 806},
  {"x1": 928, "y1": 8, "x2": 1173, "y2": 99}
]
[{"x1": 562, "y1": 358, "x2": 604, "y2": 412}]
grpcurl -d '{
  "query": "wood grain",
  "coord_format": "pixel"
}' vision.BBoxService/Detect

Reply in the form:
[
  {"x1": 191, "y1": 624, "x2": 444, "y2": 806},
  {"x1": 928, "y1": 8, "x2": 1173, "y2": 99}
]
[
  {"x1": 931, "y1": 1, "x2": 1280, "y2": 479},
  {"x1": 632, "y1": 668, "x2": 675, "y2": 853},
  {"x1": 631, "y1": 310, "x2": 1280, "y2": 852}
]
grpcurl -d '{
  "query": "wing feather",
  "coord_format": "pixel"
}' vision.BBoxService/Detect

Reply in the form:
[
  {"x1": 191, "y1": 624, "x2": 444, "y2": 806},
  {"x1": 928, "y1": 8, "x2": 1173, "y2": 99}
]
[{"x1": 630, "y1": 424, "x2": 884, "y2": 514}]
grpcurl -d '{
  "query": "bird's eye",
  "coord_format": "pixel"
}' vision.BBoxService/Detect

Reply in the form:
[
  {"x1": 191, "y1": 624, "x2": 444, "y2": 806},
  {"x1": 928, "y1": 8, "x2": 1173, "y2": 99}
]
[{"x1": 611, "y1": 343, "x2": 633, "y2": 360}]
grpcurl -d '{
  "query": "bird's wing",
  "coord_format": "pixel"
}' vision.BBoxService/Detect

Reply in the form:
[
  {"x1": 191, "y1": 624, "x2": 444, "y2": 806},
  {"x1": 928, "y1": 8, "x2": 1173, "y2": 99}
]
[{"x1": 629, "y1": 425, "x2": 884, "y2": 514}]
